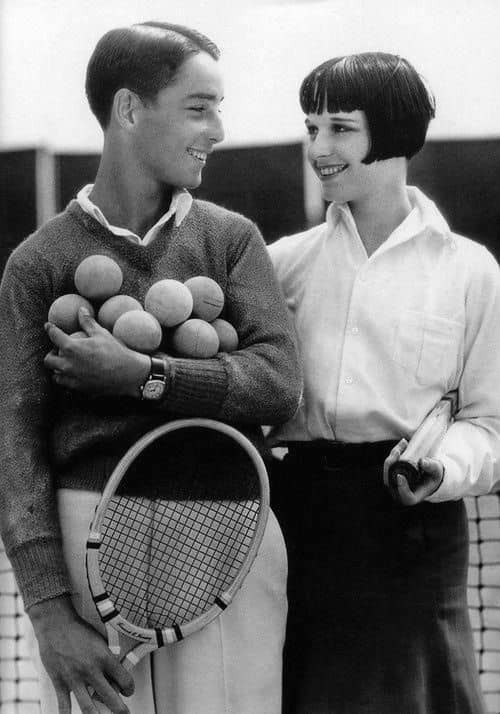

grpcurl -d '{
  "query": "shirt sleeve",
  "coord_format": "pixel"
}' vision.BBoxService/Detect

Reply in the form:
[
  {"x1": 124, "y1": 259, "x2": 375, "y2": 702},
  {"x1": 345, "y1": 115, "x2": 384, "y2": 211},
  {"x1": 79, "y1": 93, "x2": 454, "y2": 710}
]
[
  {"x1": 0, "y1": 252, "x2": 72, "y2": 609},
  {"x1": 157, "y1": 220, "x2": 302, "y2": 425},
  {"x1": 428, "y1": 246, "x2": 500, "y2": 501}
]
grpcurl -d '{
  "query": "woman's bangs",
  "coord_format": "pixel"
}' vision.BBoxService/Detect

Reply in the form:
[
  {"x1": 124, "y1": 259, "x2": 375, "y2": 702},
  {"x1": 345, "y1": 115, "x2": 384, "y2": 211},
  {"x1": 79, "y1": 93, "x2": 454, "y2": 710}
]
[{"x1": 300, "y1": 62, "x2": 367, "y2": 116}]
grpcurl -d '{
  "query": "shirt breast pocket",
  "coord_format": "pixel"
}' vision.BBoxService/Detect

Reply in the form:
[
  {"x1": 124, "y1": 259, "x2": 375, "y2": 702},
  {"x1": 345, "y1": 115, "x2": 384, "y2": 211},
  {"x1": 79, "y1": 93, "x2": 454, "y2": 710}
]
[{"x1": 392, "y1": 310, "x2": 463, "y2": 387}]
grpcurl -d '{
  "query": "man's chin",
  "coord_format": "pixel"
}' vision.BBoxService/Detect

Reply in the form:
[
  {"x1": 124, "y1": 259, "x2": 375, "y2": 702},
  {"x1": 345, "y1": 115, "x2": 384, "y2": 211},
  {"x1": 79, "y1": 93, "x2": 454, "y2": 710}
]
[{"x1": 184, "y1": 172, "x2": 204, "y2": 190}]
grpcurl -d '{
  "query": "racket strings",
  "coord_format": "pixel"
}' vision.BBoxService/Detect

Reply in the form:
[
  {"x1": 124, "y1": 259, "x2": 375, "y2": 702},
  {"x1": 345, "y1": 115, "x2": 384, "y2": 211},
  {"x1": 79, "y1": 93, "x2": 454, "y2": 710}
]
[{"x1": 99, "y1": 492, "x2": 261, "y2": 628}]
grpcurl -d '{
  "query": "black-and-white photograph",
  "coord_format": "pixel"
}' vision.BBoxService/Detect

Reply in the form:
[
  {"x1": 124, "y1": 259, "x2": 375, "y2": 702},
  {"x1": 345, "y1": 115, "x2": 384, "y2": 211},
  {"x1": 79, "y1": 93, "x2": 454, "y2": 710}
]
[{"x1": 1, "y1": 1, "x2": 499, "y2": 713}]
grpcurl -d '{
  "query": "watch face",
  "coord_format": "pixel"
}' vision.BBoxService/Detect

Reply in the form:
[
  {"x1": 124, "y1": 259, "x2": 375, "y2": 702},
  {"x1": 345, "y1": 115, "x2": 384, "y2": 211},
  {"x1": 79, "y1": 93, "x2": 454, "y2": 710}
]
[{"x1": 142, "y1": 379, "x2": 165, "y2": 400}]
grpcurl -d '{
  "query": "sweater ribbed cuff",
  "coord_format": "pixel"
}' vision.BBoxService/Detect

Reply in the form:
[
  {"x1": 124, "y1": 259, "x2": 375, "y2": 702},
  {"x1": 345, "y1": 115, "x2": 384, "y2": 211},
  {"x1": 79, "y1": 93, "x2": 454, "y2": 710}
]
[
  {"x1": 7, "y1": 537, "x2": 71, "y2": 611},
  {"x1": 165, "y1": 357, "x2": 228, "y2": 416}
]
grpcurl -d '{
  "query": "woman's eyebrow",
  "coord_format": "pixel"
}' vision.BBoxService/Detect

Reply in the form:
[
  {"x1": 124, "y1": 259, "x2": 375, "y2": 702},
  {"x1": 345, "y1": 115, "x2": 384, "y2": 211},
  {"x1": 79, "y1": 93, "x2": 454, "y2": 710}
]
[{"x1": 329, "y1": 116, "x2": 358, "y2": 124}]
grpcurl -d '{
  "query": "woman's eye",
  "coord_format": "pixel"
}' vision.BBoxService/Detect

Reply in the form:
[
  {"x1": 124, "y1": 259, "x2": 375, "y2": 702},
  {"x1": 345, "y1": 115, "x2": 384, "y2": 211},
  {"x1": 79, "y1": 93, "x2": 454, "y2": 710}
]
[
  {"x1": 307, "y1": 127, "x2": 318, "y2": 137},
  {"x1": 333, "y1": 125, "x2": 348, "y2": 133},
  {"x1": 189, "y1": 106, "x2": 206, "y2": 113}
]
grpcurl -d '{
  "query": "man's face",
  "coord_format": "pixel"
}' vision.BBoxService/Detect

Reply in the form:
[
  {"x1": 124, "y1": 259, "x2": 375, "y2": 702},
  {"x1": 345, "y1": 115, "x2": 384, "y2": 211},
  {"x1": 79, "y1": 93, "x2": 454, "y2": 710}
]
[{"x1": 132, "y1": 51, "x2": 224, "y2": 189}]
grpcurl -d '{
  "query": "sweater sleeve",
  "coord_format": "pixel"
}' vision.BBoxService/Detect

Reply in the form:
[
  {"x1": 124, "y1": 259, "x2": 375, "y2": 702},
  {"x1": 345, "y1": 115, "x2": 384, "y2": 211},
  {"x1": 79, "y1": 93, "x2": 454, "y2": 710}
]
[
  {"x1": 0, "y1": 252, "x2": 71, "y2": 609},
  {"x1": 429, "y1": 247, "x2": 500, "y2": 501},
  {"x1": 158, "y1": 220, "x2": 302, "y2": 424}
]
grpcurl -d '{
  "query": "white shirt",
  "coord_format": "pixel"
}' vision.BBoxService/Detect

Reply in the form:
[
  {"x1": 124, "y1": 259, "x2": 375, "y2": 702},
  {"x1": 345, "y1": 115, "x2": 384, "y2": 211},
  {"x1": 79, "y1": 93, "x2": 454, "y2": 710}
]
[
  {"x1": 76, "y1": 184, "x2": 193, "y2": 244},
  {"x1": 268, "y1": 186, "x2": 500, "y2": 501}
]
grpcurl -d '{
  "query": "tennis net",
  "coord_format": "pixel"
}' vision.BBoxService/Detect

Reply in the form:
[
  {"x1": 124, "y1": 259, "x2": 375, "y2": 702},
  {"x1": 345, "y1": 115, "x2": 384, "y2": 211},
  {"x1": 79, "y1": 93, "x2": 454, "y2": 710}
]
[{"x1": 1, "y1": 494, "x2": 500, "y2": 713}]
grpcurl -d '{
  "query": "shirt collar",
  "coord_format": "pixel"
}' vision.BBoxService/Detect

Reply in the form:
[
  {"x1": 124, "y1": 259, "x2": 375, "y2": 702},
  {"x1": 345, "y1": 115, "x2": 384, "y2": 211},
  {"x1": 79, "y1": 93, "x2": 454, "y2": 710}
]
[
  {"x1": 76, "y1": 184, "x2": 193, "y2": 245},
  {"x1": 326, "y1": 185, "x2": 452, "y2": 251}
]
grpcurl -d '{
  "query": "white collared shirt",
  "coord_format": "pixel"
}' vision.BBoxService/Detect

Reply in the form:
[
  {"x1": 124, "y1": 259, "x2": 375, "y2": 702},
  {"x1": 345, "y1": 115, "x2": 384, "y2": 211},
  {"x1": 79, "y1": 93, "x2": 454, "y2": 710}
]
[
  {"x1": 76, "y1": 184, "x2": 193, "y2": 245},
  {"x1": 268, "y1": 186, "x2": 500, "y2": 501}
]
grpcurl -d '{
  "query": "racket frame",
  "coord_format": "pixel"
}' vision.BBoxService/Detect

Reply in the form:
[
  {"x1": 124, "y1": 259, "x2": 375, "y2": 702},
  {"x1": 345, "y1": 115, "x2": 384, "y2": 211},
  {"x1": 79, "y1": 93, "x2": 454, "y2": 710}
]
[{"x1": 85, "y1": 418, "x2": 269, "y2": 666}]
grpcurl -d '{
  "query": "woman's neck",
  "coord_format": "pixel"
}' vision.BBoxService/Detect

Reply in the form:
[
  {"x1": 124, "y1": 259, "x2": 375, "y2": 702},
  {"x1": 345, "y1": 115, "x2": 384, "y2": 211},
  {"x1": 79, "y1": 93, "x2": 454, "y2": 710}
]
[{"x1": 349, "y1": 183, "x2": 412, "y2": 258}]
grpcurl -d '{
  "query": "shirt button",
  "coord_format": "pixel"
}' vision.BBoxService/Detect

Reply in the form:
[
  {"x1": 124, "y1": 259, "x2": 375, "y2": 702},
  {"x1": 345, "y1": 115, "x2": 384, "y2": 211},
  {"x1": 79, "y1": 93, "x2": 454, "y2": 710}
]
[
  {"x1": 344, "y1": 376, "x2": 353, "y2": 385},
  {"x1": 351, "y1": 326, "x2": 359, "y2": 335}
]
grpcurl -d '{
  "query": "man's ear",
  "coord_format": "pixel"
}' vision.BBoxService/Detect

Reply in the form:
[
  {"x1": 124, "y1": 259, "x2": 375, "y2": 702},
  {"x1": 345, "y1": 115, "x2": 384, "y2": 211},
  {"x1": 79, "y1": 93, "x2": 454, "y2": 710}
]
[{"x1": 112, "y1": 88, "x2": 142, "y2": 129}]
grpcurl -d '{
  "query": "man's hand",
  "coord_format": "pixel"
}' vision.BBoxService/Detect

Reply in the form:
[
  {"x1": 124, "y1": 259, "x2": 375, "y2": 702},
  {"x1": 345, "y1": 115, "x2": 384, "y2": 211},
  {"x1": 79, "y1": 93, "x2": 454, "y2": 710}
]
[
  {"x1": 44, "y1": 307, "x2": 150, "y2": 397},
  {"x1": 29, "y1": 596, "x2": 134, "y2": 714},
  {"x1": 383, "y1": 439, "x2": 444, "y2": 506}
]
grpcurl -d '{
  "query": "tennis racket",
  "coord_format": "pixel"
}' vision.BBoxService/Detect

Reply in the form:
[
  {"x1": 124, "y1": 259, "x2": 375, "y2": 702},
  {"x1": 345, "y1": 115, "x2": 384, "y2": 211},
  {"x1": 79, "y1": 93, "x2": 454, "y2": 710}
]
[
  {"x1": 388, "y1": 391, "x2": 459, "y2": 491},
  {"x1": 85, "y1": 418, "x2": 269, "y2": 671}
]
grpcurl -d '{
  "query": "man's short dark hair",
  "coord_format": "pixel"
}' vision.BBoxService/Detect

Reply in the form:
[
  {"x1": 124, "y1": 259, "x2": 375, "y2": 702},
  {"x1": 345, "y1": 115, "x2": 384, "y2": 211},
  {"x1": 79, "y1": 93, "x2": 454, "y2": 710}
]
[
  {"x1": 86, "y1": 21, "x2": 220, "y2": 128},
  {"x1": 299, "y1": 52, "x2": 435, "y2": 163}
]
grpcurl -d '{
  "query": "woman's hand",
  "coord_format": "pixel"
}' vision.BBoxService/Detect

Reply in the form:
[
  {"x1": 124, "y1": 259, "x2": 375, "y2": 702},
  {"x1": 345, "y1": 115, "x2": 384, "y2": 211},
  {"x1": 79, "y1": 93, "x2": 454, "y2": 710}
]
[{"x1": 383, "y1": 439, "x2": 444, "y2": 506}]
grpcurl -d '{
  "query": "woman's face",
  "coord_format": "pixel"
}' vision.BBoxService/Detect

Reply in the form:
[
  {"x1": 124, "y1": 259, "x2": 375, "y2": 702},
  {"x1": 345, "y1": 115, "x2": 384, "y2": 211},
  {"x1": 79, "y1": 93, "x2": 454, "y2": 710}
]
[{"x1": 305, "y1": 108, "x2": 388, "y2": 204}]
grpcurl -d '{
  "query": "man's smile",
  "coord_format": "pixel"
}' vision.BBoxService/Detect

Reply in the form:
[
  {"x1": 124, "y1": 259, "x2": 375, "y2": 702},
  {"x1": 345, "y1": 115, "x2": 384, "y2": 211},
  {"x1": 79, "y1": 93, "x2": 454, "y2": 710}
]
[{"x1": 187, "y1": 147, "x2": 208, "y2": 164}]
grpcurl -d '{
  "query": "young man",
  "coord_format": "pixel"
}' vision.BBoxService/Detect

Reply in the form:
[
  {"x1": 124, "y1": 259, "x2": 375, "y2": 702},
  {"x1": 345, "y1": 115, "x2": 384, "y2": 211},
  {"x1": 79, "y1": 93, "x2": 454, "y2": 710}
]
[
  {"x1": 0, "y1": 22, "x2": 301, "y2": 714},
  {"x1": 268, "y1": 53, "x2": 500, "y2": 713}
]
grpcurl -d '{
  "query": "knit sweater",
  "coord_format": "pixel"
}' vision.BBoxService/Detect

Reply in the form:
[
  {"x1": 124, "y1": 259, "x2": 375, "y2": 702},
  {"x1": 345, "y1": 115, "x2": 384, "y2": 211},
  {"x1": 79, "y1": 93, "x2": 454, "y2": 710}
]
[{"x1": 0, "y1": 199, "x2": 301, "y2": 609}]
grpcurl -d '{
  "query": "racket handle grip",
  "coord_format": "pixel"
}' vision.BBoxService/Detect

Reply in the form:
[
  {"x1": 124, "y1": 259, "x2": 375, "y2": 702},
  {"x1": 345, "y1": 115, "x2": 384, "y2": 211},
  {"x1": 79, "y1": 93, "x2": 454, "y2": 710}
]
[
  {"x1": 388, "y1": 391, "x2": 458, "y2": 492},
  {"x1": 388, "y1": 459, "x2": 421, "y2": 491}
]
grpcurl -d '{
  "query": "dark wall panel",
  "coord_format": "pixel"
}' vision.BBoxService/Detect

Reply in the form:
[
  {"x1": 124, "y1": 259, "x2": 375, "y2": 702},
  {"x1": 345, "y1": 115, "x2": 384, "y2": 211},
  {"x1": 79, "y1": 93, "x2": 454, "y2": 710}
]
[
  {"x1": 0, "y1": 149, "x2": 38, "y2": 273},
  {"x1": 193, "y1": 143, "x2": 306, "y2": 243},
  {"x1": 57, "y1": 153, "x2": 100, "y2": 211},
  {"x1": 408, "y1": 139, "x2": 500, "y2": 258}
]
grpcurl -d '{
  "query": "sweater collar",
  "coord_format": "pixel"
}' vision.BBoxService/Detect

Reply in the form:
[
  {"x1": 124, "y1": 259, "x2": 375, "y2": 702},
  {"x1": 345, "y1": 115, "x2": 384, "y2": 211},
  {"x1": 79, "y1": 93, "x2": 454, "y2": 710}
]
[{"x1": 76, "y1": 184, "x2": 193, "y2": 245}]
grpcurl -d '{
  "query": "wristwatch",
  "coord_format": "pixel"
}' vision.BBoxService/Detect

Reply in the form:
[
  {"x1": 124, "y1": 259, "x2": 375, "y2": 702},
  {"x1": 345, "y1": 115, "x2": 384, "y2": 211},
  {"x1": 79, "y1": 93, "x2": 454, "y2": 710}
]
[{"x1": 140, "y1": 356, "x2": 167, "y2": 400}]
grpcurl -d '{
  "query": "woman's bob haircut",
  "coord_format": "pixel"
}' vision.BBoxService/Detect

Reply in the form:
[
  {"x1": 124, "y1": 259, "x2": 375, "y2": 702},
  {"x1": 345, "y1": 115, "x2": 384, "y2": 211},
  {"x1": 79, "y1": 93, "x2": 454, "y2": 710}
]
[
  {"x1": 300, "y1": 52, "x2": 435, "y2": 164},
  {"x1": 86, "y1": 21, "x2": 220, "y2": 129}
]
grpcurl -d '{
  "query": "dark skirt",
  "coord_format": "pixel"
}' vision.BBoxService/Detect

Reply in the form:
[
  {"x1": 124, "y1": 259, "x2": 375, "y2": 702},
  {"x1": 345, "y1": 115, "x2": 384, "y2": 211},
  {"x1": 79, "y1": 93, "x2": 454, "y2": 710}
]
[{"x1": 271, "y1": 442, "x2": 486, "y2": 714}]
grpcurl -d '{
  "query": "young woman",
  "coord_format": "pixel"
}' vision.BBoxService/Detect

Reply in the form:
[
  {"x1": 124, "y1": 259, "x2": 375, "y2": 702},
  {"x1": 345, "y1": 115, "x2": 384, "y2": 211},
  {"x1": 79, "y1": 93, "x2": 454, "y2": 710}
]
[{"x1": 268, "y1": 53, "x2": 500, "y2": 713}]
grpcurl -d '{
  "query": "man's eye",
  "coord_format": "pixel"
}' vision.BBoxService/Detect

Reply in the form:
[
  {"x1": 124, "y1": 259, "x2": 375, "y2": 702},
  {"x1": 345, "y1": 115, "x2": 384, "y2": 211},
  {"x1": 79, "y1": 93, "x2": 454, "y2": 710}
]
[{"x1": 189, "y1": 106, "x2": 206, "y2": 113}]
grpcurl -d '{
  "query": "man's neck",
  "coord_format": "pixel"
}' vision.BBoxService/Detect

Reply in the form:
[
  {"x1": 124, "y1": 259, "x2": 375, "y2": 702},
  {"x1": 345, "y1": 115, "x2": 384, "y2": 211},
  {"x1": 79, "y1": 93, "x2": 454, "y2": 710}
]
[{"x1": 89, "y1": 148, "x2": 173, "y2": 237}]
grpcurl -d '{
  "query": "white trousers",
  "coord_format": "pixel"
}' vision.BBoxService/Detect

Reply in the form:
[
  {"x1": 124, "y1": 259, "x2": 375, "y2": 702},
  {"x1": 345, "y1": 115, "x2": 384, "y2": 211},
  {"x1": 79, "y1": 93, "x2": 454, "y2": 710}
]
[{"x1": 27, "y1": 488, "x2": 288, "y2": 714}]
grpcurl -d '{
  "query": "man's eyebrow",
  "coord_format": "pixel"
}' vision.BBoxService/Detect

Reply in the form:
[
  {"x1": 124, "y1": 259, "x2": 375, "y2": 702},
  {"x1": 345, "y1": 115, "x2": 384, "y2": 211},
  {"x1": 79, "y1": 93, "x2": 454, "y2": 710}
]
[{"x1": 184, "y1": 93, "x2": 223, "y2": 101}]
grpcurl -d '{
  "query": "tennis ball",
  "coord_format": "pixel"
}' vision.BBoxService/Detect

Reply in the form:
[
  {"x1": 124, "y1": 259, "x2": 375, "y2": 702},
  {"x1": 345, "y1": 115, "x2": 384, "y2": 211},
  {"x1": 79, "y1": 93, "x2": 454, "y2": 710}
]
[
  {"x1": 74, "y1": 255, "x2": 123, "y2": 301},
  {"x1": 184, "y1": 276, "x2": 224, "y2": 322},
  {"x1": 97, "y1": 295, "x2": 143, "y2": 331},
  {"x1": 144, "y1": 279, "x2": 193, "y2": 327},
  {"x1": 171, "y1": 319, "x2": 220, "y2": 358},
  {"x1": 48, "y1": 294, "x2": 95, "y2": 334},
  {"x1": 113, "y1": 310, "x2": 162, "y2": 353},
  {"x1": 211, "y1": 318, "x2": 239, "y2": 353}
]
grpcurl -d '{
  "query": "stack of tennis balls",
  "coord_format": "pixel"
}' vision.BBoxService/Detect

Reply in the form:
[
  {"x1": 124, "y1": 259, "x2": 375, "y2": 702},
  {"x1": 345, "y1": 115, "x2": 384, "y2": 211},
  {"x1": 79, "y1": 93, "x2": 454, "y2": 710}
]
[
  {"x1": 143, "y1": 275, "x2": 239, "y2": 357},
  {"x1": 47, "y1": 255, "x2": 239, "y2": 358}
]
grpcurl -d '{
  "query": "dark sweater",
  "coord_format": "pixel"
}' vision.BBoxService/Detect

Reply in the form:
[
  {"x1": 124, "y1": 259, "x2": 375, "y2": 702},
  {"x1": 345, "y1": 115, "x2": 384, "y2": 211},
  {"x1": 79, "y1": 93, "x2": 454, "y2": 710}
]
[{"x1": 0, "y1": 199, "x2": 301, "y2": 609}]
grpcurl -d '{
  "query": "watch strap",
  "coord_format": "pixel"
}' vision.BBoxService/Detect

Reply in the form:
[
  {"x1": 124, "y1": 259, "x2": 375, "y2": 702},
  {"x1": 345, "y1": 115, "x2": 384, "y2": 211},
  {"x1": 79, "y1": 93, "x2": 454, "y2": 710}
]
[{"x1": 149, "y1": 356, "x2": 166, "y2": 380}]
